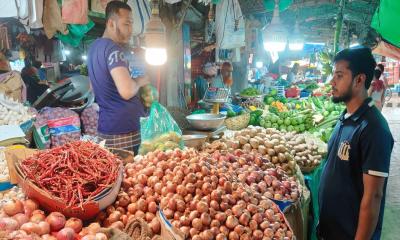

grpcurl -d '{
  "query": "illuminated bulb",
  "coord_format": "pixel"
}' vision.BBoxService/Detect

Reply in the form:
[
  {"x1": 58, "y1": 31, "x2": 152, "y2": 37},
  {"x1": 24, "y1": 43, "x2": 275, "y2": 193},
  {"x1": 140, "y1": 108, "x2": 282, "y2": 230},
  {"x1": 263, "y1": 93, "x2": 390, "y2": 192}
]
[
  {"x1": 145, "y1": 48, "x2": 167, "y2": 66},
  {"x1": 256, "y1": 61, "x2": 263, "y2": 68},
  {"x1": 82, "y1": 55, "x2": 87, "y2": 60}
]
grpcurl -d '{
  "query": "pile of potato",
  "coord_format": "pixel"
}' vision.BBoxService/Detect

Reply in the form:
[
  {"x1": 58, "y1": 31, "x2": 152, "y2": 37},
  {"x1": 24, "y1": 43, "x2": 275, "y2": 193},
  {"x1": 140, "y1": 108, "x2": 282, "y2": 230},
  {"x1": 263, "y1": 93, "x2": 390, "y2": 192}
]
[
  {"x1": 283, "y1": 133, "x2": 327, "y2": 172},
  {"x1": 204, "y1": 126, "x2": 297, "y2": 175}
]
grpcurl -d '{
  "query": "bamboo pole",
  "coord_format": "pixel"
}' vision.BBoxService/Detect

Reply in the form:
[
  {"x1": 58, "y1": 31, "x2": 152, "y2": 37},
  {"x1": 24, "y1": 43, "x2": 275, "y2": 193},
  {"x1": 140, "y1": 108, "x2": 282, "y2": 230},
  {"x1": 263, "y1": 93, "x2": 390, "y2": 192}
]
[{"x1": 333, "y1": 0, "x2": 346, "y2": 53}]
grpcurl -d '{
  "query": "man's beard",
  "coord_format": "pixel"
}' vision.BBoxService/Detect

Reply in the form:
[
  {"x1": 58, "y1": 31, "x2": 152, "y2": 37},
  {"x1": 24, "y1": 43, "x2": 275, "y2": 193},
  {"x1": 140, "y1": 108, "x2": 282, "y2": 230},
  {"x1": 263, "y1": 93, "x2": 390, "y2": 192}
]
[{"x1": 332, "y1": 83, "x2": 353, "y2": 103}]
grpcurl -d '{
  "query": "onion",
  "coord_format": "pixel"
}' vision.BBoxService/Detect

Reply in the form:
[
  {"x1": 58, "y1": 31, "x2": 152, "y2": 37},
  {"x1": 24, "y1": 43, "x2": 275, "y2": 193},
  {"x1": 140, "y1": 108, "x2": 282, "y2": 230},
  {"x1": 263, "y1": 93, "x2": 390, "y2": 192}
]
[
  {"x1": 215, "y1": 212, "x2": 227, "y2": 222},
  {"x1": 95, "y1": 233, "x2": 108, "y2": 240},
  {"x1": 248, "y1": 220, "x2": 257, "y2": 231},
  {"x1": 46, "y1": 212, "x2": 66, "y2": 232},
  {"x1": 252, "y1": 229, "x2": 263, "y2": 240},
  {"x1": 3, "y1": 199, "x2": 24, "y2": 216},
  {"x1": 65, "y1": 217, "x2": 82, "y2": 233},
  {"x1": 56, "y1": 227, "x2": 75, "y2": 240},
  {"x1": 38, "y1": 221, "x2": 51, "y2": 235},
  {"x1": 232, "y1": 205, "x2": 243, "y2": 217},
  {"x1": 196, "y1": 201, "x2": 208, "y2": 213},
  {"x1": 110, "y1": 221, "x2": 124, "y2": 230},
  {"x1": 0, "y1": 217, "x2": 19, "y2": 231},
  {"x1": 20, "y1": 222, "x2": 41, "y2": 235},
  {"x1": 225, "y1": 216, "x2": 238, "y2": 229},
  {"x1": 228, "y1": 231, "x2": 239, "y2": 240},
  {"x1": 148, "y1": 201, "x2": 157, "y2": 214},
  {"x1": 190, "y1": 227, "x2": 199, "y2": 237},
  {"x1": 87, "y1": 222, "x2": 101, "y2": 234},
  {"x1": 201, "y1": 229, "x2": 214, "y2": 240},
  {"x1": 149, "y1": 218, "x2": 161, "y2": 234},
  {"x1": 127, "y1": 203, "x2": 137, "y2": 214},
  {"x1": 192, "y1": 218, "x2": 203, "y2": 231},
  {"x1": 29, "y1": 212, "x2": 46, "y2": 223},
  {"x1": 200, "y1": 212, "x2": 211, "y2": 226},
  {"x1": 238, "y1": 212, "x2": 251, "y2": 226},
  {"x1": 216, "y1": 233, "x2": 227, "y2": 240},
  {"x1": 13, "y1": 213, "x2": 29, "y2": 227},
  {"x1": 42, "y1": 234, "x2": 58, "y2": 240}
]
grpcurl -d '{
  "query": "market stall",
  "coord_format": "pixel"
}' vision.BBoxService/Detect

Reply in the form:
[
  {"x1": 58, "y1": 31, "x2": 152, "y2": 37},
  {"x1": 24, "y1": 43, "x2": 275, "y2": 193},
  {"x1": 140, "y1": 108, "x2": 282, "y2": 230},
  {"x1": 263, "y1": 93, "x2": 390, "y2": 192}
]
[{"x1": 1, "y1": 0, "x2": 393, "y2": 239}]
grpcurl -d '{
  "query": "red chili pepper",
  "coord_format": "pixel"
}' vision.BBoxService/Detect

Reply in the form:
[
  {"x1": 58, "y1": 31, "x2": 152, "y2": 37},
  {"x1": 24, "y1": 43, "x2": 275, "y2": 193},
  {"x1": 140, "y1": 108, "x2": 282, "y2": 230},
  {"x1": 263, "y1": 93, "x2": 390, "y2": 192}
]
[{"x1": 20, "y1": 141, "x2": 121, "y2": 208}]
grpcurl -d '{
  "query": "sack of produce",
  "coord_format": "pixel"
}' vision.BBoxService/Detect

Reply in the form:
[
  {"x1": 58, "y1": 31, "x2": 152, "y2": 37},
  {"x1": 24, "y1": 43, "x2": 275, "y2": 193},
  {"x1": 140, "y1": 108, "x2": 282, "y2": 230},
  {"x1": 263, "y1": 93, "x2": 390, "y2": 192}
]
[
  {"x1": 80, "y1": 103, "x2": 99, "y2": 136},
  {"x1": 33, "y1": 107, "x2": 81, "y2": 149},
  {"x1": 139, "y1": 102, "x2": 183, "y2": 155}
]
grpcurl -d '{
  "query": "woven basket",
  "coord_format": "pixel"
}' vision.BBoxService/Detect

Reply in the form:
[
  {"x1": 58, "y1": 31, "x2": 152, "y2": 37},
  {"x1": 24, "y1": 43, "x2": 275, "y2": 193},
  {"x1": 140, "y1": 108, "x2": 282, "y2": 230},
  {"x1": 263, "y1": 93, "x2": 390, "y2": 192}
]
[{"x1": 225, "y1": 113, "x2": 250, "y2": 131}]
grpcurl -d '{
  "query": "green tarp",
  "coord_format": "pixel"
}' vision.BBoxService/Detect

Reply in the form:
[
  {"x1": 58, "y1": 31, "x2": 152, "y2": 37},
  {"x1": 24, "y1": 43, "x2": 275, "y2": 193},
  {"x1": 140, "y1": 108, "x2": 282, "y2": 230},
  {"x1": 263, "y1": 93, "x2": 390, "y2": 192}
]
[
  {"x1": 371, "y1": 0, "x2": 400, "y2": 48},
  {"x1": 263, "y1": 0, "x2": 293, "y2": 12},
  {"x1": 304, "y1": 160, "x2": 327, "y2": 240}
]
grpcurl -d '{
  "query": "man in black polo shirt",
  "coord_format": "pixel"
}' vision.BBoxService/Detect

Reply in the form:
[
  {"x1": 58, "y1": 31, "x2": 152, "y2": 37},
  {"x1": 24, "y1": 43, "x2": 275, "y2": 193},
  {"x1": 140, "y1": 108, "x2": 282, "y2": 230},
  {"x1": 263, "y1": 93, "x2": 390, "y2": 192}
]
[{"x1": 318, "y1": 47, "x2": 394, "y2": 240}]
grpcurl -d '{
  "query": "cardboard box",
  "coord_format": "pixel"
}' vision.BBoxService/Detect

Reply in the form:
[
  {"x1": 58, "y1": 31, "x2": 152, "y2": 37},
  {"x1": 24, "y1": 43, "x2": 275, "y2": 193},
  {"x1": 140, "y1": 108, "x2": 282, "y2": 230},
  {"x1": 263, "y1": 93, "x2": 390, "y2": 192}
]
[{"x1": 6, "y1": 148, "x2": 122, "y2": 220}]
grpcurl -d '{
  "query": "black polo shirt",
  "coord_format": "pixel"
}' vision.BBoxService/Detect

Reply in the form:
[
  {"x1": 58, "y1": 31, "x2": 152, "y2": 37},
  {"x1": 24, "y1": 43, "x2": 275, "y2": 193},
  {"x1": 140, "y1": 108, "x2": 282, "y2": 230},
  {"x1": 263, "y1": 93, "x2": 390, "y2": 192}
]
[{"x1": 319, "y1": 98, "x2": 394, "y2": 240}]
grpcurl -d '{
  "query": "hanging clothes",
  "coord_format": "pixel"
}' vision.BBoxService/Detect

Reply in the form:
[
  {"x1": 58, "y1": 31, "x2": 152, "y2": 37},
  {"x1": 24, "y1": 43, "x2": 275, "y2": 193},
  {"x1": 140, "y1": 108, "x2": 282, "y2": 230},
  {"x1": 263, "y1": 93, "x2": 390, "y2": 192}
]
[
  {"x1": 126, "y1": 0, "x2": 151, "y2": 37},
  {"x1": 43, "y1": 0, "x2": 68, "y2": 39},
  {"x1": 0, "y1": 0, "x2": 44, "y2": 32},
  {"x1": 62, "y1": 0, "x2": 88, "y2": 25},
  {"x1": 215, "y1": 0, "x2": 245, "y2": 49}
]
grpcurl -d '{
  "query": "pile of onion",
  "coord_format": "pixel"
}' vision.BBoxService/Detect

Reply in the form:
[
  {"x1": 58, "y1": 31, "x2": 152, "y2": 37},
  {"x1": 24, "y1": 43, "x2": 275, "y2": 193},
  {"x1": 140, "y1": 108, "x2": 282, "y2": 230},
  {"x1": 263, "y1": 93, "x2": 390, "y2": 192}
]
[
  {"x1": 0, "y1": 198, "x2": 105, "y2": 240},
  {"x1": 100, "y1": 148, "x2": 295, "y2": 239}
]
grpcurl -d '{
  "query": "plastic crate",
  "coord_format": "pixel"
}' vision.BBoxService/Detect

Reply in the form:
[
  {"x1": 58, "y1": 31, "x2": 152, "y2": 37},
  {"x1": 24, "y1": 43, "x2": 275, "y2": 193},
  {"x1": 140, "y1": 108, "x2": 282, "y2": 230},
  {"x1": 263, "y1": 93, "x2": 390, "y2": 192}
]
[{"x1": 300, "y1": 90, "x2": 311, "y2": 98}]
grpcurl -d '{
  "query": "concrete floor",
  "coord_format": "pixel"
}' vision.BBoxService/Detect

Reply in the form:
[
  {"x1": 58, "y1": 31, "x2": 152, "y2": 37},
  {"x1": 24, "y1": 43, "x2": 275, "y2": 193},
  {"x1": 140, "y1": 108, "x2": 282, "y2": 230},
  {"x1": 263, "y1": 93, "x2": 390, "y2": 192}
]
[{"x1": 382, "y1": 96, "x2": 400, "y2": 240}]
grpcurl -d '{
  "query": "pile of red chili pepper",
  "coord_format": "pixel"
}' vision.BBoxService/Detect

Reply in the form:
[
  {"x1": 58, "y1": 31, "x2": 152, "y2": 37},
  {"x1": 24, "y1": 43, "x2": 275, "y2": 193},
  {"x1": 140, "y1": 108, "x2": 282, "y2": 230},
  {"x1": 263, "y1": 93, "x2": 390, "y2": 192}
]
[{"x1": 20, "y1": 141, "x2": 121, "y2": 208}]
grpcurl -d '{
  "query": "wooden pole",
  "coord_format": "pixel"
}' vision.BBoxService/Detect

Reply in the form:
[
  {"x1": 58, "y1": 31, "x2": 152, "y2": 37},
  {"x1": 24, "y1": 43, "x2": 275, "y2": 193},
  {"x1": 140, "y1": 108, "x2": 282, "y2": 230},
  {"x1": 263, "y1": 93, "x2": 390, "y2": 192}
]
[{"x1": 334, "y1": 0, "x2": 346, "y2": 53}]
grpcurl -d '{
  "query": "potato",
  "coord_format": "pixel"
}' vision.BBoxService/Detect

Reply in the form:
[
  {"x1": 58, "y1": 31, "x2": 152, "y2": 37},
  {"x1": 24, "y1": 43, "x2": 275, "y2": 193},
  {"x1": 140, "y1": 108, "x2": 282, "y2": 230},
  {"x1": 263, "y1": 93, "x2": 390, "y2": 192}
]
[
  {"x1": 271, "y1": 156, "x2": 279, "y2": 164},
  {"x1": 267, "y1": 149, "x2": 276, "y2": 157},
  {"x1": 242, "y1": 143, "x2": 252, "y2": 152},
  {"x1": 258, "y1": 145, "x2": 267, "y2": 155},
  {"x1": 278, "y1": 153, "x2": 286, "y2": 163},
  {"x1": 238, "y1": 136, "x2": 248, "y2": 145},
  {"x1": 249, "y1": 139, "x2": 259, "y2": 149},
  {"x1": 264, "y1": 141, "x2": 274, "y2": 149}
]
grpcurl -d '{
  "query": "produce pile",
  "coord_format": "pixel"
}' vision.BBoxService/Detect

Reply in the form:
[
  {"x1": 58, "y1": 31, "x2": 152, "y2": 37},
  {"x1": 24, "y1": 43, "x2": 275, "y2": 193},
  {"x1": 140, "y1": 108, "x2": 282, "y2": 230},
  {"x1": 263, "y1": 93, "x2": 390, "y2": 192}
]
[
  {"x1": 100, "y1": 148, "x2": 297, "y2": 239},
  {"x1": 0, "y1": 149, "x2": 9, "y2": 182},
  {"x1": 259, "y1": 109, "x2": 313, "y2": 133},
  {"x1": 0, "y1": 187, "x2": 25, "y2": 209},
  {"x1": 205, "y1": 127, "x2": 297, "y2": 175},
  {"x1": 0, "y1": 198, "x2": 106, "y2": 240},
  {"x1": 283, "y1": 133, "x2": 327, "y2": 172},
  {"x1": 240, "y1": 87, "x2": 261, "y2": 97},
  {"x1": 139, "y1": 131, "x2": 182, "y2": 154},
  {"x1": 240, "y1": 98, "x2": 264, "y2": 110},
  {"x1": 0, "y1": 94, "x2": 35, "y2": 125},
  {"x1": 19, "y1": 141, "x2": 121, "y2": 207}
]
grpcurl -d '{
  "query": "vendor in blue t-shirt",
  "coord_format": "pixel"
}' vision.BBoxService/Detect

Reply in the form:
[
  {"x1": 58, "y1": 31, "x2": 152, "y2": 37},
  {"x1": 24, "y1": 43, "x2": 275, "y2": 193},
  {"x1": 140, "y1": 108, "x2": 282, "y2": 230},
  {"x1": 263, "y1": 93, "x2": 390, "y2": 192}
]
[
  {"x1": 318, "y1": 47, "x2": 394, "y2": 240},
  {"x1": 87, "y1": 1, "x2": 150, "y2": 154}
]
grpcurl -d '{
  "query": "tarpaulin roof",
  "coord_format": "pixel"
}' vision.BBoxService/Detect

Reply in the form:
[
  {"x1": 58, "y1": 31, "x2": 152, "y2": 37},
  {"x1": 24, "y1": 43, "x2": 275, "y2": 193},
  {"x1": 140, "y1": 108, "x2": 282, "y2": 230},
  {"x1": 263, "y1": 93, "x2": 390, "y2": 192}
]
[{"x1": 371, "y1": 0, "x2": 400, "y2": 48}]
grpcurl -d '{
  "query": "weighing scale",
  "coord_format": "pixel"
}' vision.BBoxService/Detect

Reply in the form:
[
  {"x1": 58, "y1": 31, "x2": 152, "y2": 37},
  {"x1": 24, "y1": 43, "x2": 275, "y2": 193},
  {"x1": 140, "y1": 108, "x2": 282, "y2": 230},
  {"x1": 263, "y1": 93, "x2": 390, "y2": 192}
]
[{"x1": 203, "y1": 87, "x2": 230, "y2": 114}]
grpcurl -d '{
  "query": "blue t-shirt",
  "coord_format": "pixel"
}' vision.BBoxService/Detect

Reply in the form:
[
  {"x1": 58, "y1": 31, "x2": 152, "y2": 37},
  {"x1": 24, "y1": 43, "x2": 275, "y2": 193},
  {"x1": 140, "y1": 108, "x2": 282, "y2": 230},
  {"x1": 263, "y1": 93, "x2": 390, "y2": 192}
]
[
  {"x1": 87, "y1": 38, "x2": 145, "y2": 134},
  {"x1": 318, "y1": 98, "x2": 394, "y2": 240}
]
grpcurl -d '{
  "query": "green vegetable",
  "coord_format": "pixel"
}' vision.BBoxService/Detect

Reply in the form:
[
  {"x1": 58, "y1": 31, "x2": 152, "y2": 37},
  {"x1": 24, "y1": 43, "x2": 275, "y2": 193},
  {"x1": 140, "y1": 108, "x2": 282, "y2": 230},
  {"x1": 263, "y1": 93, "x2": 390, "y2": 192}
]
[{"x1": 227, "y1": 110, "x2": 236, "y2": 117}]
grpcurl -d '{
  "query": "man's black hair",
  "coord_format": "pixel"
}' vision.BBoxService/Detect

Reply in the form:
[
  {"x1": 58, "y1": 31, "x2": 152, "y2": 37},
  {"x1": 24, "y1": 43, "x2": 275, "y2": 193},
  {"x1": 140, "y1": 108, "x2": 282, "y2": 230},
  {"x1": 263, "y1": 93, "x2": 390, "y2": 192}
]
[
  {"x1": 333, "y1": 47, "x2": 376, "y2": 89},
  {"x1": 374, "y1": 69, "x2": 382, "y2": 80},
  {"x1": 377, "y1": 63, "x2": 385, "y2": 72},
  {"x1": 105, "y1": 1, "x2": 132, "y2": 22}
]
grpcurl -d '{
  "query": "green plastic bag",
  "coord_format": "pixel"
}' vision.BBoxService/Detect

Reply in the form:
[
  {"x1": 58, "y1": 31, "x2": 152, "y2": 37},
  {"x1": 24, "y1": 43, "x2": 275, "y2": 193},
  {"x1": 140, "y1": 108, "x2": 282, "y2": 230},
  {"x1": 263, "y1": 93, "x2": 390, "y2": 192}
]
[
  {"x1": 55, "y1": 19, "x2": 95, "y2": 47},
  {"x1": 139, "y1": 102, "x2": 183, "y2": 155}
]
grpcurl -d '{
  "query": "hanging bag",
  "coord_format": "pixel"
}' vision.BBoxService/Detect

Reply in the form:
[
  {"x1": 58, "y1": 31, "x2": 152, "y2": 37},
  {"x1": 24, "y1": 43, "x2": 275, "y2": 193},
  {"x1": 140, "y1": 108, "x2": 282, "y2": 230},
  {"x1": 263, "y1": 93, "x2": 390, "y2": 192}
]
[
  {"x1": 215, "y1": 0, "x2": 245, "y2": 49},
  {"x1": 62, "y1": 0, "x2": 88, "y2": 24}
]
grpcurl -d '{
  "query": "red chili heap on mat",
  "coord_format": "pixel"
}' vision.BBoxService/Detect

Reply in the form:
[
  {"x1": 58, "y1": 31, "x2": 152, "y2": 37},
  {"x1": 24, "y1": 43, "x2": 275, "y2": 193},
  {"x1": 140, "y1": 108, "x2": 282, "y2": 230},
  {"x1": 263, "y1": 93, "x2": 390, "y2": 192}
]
[{"x1": 20, "y1": 141, "x2": 121, "y2": 208}]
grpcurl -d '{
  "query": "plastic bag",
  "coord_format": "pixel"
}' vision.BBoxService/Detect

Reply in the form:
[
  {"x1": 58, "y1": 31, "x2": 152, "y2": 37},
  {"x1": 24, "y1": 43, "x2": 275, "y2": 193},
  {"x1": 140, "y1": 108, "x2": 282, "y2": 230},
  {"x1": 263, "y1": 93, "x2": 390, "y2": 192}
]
[
  {"x1": 33, "y1": 107, "x2": 81, "y2": 149},
  {"x1": 62, "y1": 0, "x2": 88, "y2": 24},
  {"x1": 215, "y1": 0, "x2": 245, "y2": 49},
  {"x1": 139, "y1": 102, "x2": 183, "y2": 155},
  {"x1": 139, "y1": 85, "x2": 158, "y2": 108}
]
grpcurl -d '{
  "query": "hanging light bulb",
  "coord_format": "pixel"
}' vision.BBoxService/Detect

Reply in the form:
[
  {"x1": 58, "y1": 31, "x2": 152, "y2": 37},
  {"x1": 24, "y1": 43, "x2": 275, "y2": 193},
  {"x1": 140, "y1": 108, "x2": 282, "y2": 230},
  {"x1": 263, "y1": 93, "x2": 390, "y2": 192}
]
[
  {"x1": 263, "y1": 0, "x2": 288, "y2": 52},
  {"x1": 144, "y1": 0, "x2": 167, "y2": 66},
  {"x1": 289, "y1": 20, "x2": 304, "y2": 51}
]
